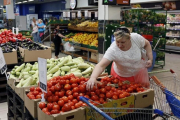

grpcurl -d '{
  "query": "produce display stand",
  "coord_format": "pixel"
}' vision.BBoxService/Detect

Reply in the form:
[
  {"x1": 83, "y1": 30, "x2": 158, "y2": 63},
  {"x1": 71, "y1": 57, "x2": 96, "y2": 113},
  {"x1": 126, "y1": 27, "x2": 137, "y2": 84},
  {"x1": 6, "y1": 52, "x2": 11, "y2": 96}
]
[
  {"x1": 3, "y1": 49, "x2": 18, "y2": 65},
  {"x1": 123, "y1": 9, "x2": 167, "y2": 68}
]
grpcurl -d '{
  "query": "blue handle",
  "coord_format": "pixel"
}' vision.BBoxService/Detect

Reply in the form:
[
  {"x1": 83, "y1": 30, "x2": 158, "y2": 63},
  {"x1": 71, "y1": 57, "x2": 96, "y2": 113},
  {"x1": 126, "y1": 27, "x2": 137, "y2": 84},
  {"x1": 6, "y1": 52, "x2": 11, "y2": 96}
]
[
  {"x1": 80, "y1": 96, "x2": 114, "y2": 120},
  {"x1": 154, "y1": 109, "x2": 164, "y2": 116}
]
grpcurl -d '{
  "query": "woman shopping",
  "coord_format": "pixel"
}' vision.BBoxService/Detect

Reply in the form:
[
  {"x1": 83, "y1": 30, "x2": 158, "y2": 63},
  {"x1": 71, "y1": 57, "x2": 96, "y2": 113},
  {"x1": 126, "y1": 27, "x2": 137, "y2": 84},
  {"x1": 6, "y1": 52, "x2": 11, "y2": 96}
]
[
  {"x1": 37, "y1": 19, "x2": 46, "y2": 43},
  {"x1": 53, "y1": 25, "x2": 66, "y2": 59},
  {"x1": 31, "y1": 18, "x2": 38, "y2": 42},
  {"x1": 86, "y1": 26, "x2": 153, "y2": 90}
]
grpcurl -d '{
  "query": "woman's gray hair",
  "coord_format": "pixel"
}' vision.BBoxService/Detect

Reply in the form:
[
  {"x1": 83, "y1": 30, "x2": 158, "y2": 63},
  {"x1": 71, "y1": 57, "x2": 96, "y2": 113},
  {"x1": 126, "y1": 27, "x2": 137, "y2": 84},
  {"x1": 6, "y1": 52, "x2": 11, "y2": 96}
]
[{"x1": 114, "y1": 30, "x2": 130, "y2": 41}]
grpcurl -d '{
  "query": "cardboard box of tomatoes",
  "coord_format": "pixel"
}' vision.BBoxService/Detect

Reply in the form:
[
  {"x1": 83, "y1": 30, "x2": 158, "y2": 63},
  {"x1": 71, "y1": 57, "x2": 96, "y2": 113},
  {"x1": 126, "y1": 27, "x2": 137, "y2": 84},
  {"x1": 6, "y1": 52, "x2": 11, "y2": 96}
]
[
  {"x1": 37, "y1": 102, "x2": 86, "y2": 120},
  {"x1": 3, "y1": 49, "x2": 18, "y2": 65},
  {"x1": 24, "y1": 87, "x2": 42, "y2": 118},
  {"x1": 14, "y1": 81, "x2": 38, "y2": 101}
]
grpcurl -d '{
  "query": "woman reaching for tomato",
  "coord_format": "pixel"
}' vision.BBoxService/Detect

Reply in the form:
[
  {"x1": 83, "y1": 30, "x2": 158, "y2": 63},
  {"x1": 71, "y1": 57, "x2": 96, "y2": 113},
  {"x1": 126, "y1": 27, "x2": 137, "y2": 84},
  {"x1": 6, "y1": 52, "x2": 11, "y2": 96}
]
[{"x1": 86, "y1": 26, "x2": 153, "y2": 90}]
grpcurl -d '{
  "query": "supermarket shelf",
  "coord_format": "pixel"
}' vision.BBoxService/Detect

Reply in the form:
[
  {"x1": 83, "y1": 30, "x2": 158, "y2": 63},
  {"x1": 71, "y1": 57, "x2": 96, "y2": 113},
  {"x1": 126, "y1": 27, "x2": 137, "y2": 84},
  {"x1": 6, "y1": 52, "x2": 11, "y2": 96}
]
[
  {"x1": 167, "y1": 22, "x2": 180, "y2": 24},
  {"x1": 166, "y1": 36, "x2": 180, "y2": 38},
  {"x1": 166, "y1": 29, "x2": 180, "y2": 31},
  {"x1": 62, "y1": 51, "x2": 98, "y2": 63},
  {"x1": 74, "y1": 46, "x2": 98, "y2": 53},
  {"x1": 166, "y1": 45, "x2": 180, "y2": 51}
]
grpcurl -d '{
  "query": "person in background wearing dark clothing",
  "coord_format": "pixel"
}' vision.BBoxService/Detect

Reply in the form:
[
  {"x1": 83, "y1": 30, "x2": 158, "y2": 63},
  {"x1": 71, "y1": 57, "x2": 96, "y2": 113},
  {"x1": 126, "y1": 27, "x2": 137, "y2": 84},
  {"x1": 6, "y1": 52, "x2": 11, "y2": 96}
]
[{"x1": 53, "y1": 25, "x2": 66, "y2": 59}]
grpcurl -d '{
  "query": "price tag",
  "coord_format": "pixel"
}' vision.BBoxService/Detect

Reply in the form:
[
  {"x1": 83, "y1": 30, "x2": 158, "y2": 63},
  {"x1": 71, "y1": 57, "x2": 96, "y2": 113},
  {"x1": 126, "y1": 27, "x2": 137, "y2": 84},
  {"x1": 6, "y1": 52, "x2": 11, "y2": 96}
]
[
  {"x1": 77, "y1": 11, "x2": 81, "y2": 19},
  {"x1": 38, "y1": 58, "x2": 47, "y2": 93},
  {"x1": 72, "y1": 13, "x2": 76, "y2": 19},
  {"x1": 0, "y1": 48, "x2": 7, "y2": 75},
  {"x1": 85, "y1": 10, "x2": 88, "y2": 19},
  {"x1": 63, "y1": 12, "x2": 66, "y2": 18},
  {"x1": 67, "y1": 12, "x2": 70, "y2": 18},
  {"x1": 88, "y1": 12, "x2": 91, "y2": 18},
  {"x1": 95, "y1": 11, "x2": 98, "y2": 19}
]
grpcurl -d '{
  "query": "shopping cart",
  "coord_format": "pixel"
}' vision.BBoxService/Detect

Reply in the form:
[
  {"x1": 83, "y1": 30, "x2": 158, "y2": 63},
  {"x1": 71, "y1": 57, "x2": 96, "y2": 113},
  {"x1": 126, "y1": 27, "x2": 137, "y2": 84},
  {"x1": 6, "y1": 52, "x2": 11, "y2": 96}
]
[
  {"x1": 80, "y1": 96, "x2": 178, "y2": 120},
  {"x1": 150, "y1": 69, "x2": 180, "y2": 119}
]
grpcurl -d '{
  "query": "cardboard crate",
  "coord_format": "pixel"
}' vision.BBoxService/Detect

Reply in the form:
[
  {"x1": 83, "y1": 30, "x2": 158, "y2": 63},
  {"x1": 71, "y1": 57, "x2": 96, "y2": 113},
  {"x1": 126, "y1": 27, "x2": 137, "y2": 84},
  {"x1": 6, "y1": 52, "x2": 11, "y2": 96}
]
[
  {"x1": 38, "y1": 103, "x2": 86, "y2": 120},
  {"x1": 91, "y1": 52, "x2": 98, "y2": 61},
  {"x1": 14, "y1": 81, "x2": 38, "y2": 101},
  {"x1": 7, "y1": 79, "x2": 16, "y2": 90},
  {"x1": 24, "y1": 90, "x2": 41, "y2": 118},
  {"x1": 3, "y1": 49, "x2": 18, "y2": 65},
  {"x1": 86, "y1": 95, "x2": 135, "y2": 120},
  {"x1": 133, "y1": 89, "x2": 154, "y2": 108},
  {"x1": 19, "y1": 45, "x2": 52, "y2": 62}
]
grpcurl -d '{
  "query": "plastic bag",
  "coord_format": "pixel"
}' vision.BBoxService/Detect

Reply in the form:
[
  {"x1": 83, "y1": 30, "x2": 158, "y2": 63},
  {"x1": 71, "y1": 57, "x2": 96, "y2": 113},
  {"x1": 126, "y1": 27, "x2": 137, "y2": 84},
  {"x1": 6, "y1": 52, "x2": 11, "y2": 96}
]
[
  {"x1": 63, "y1": 42, "x2": 75, "y2": 52},
  {"x1": 134, "y1": 67, "x2": 150, "y2": 88}
]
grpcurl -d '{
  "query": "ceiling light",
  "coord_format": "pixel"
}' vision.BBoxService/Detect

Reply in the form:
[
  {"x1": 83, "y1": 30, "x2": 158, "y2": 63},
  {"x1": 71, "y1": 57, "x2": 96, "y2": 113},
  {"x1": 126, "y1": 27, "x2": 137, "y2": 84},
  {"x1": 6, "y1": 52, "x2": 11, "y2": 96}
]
[
  {"x1": 28, "y1": 0, "x2": 34, "y2": 1},
  {"x1": 23, "y1": 1, "x2": 27, "y2": 3},
  {"x1": 18, "y1": 2, "x2": 22, "y2": 4},
  {"x1": 1, "y1": 6, "x2": 3, "y2": 7}
]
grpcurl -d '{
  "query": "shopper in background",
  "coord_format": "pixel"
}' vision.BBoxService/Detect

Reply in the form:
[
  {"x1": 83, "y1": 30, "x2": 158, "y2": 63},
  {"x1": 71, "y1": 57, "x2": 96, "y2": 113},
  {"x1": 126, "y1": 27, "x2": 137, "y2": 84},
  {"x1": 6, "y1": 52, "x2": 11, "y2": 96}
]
[
  {"x1": 31, "y1": 18, "x2": 38, "y2": 42},
  {"x1": 53, "y1": 25, "x2": 66, "y2": 59},
  {"x1": 86, "y1": 26, "x2": 153, "y2": 90},
  {"x1": 37, "y1": 19, "x2": 46, "y2": 43}
]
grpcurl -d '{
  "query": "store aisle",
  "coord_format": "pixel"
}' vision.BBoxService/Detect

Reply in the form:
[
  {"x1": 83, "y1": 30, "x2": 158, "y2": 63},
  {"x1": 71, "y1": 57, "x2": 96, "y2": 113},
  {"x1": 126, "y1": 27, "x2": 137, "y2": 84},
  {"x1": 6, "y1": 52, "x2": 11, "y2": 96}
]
[{"x1": 0, "y1": 102, "x2": 8, "y2": 120}]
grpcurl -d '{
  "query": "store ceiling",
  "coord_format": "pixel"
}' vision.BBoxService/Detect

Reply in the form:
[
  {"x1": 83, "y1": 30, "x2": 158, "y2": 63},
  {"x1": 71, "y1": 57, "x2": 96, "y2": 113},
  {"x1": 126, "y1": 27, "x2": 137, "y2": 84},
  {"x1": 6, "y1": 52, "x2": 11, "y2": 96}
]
[{"x1": 16, "y1": 0, "x2": 64, "y2": 4}]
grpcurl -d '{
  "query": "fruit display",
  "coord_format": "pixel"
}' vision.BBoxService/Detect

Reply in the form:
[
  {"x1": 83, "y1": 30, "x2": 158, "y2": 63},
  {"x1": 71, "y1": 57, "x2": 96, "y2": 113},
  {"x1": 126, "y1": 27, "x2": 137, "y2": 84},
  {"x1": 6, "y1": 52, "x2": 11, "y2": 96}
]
[
  {"x1": 76, "y1": 21, "x2": 98, "y2": 28},
  {"x1": 64, "y1": 33, "x2": 98, "y2": 47},
  {"x1": 139, "y1": 26, "x2": 153, "y2": 35},
  {"x1": 36, "y1": 75, "x2": 146, "y2": 115},
  {"x1": 166, "y1": 39, "x2": 180, "y2": 46},
  {"x1": 153, "y1": 37, "x2": 166, "y2": 49},
  {"x1": 9, "y1": 55, "x2": 95, "y2": 85}
]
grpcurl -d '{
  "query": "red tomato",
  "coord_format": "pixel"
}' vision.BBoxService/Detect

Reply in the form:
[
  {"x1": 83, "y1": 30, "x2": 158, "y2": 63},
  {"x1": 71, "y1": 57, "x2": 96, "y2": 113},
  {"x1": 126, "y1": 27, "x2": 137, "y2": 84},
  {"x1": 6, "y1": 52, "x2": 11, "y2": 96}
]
[
  {"x1": 58, "y1": 91, "x2": 64, "y2": 98},
  {"x1": 36, "y1": 95, "x2": 42, "y2": 99},
  {"x1": 47, "y1": 96, "x2": 53, "y2": 103},
  {"x1": 79, "y1": 93, "x2": 85, "y2": 96},
  {"x1": 90, "y1": 92, "x2": 96, "y2": 96},
  {"x1": 30, "y1": 87, "x2": 35, "y2": 92},
  {"x1": 75, "y1": 103, "x2": 81, "y2": 109},
  {"x1": 72, "y1": 99, "x2": 78, "y2": 104},
  {"x1": 45, "y1": 111, "x2": 51, "y2": 115},
  {"x1": 95, "y1": 89, "x2": 100, "y2": 95},
  {"x1": 62, "y1": 103, "x2": 71, "y2": 112},
  {"x1": 29, "y1": 95, "x2": 35, "y2": 99},
  {"x1": 100, "y1": 88, "x2": 106, "y2": 94},
  {"x1": 112, "y1": 95, "x2": 118, "y2": 100},
  {"x1": 64, "y1": 84, "x2": 71, "y2": 90},
  {"x1": 122, "y1": 85, "x2": 127, "y2": 90},
  {"x1": 36, "y1": 87, "x2": 42, "y2": 92},
  {"x1": 127, "y1": 88, "x2": 133, "y2": 93},
  {"x1": 42, "y1": 108, "x2": 48, "y2": 113},
  {"x1": 60, "y1": 80, "x2": 66, "y2": 85},
  {"x1": 118, "y1": 81, "x2": 123, "y2": 87},
  {"x1": 113, "y1": 92, "x2": 119, "y2": 96},
  {"x1": 91, "y1": 95, "x2": 99, "y2": 101},
  {"x1": 53, "y1": 104, "x2": 60, "y2": 111},
  {"x1": 119, "y1": 93, "x2": 126, "y2": 99},
  {"x1": 66, "y1": 80, "x2": 70, "y2": 84},
  {"x1": 47, "y1": 103, "x2": 54, "y2": 110},
  {"x1": 79, "y1": 85, "x2": 86, "y2": 93},
  {"x1": 55, "y1": 84, "x2": 61, "y2": 91},
  {"x1": 70, "y1": 78, "x2": 77, "y2": 84},
  {"x1": 51, "y1": 109, "x2": 59, "y2": 114},
  {"x1": 71, "y1": 106, "x2": 75, "y2": 110},
  {"x1": 62, "y1": 96, "x2": 68, "y2": 103},
  {"x1": 99, "y1": 98, "x2": 105, "y2": 104},
  {"x1": 72, "y1": 83, "x2": 78, "y2": 88},
  {"x1": 68, "y1": 95, "x2": 73, "y2": 101},
  {"x1": 113, "y1": 79, "x2": 119, "y2": 84},
  {"x1": 69, "y1": 102, "x2": 74, "y2": 106},
  {"x1": 66, "y1": 90, "x2": 72, "y2": 96},
  {"x1": 58, "y1": 100, "x2": 65, "y2": 107},
  {"x1": 47, "y1": 82, "x2": 52, "y2": 88},
  {"x1": 99, "y1": 94, "x2": 105, "y2": 98},
  {"x1": 33, "y1": 91, "x2": 39, "y2": 96},
  {"x1": 53, "y1": 102, "x2": 58, "y2": 105},
  {"x1": 84, "y1": 95, "x2": 90, "y2": 99},
  {"x1": 105, "y1": 86, "x2": 111, "y2": 91},
  {"x1": 106, "y1": 92, "x2": 112, "y2": 98},
  {"x1": 53, "y1": 96, "x2": 59, "y2": 102},
  {"x1": 80, "y1": 81, "x2": 85, "y2": 85},
  {"x1": 117, "y1": 90, "x2": 122, "y2": 94},
  {"x1": 82, "y1": 103, "x2": 87, "y2": 107},
  {"x1": 47, "y1": 91, "x2": 52, "y2": 97},
  {"x1": 39, "y1": 102, "x2": 46, "y2": 109},
  {"x1": 55, "y1": 92, "x2": 59, "y2": 96},
  {"x1": 73, "y1": 92, "x2": 79, "y2": 98},
  {"x1": 50, "y1": 86, "x2": 55, "y2": 93},
  {"x1": 72, "y1": 87, "x2": 79, "y2": 93},
  {"x1": 27, "y1": 93, "x2": 33, "y2": 98},
  {"x1": 111, "y1": 87, "x2": 117, "y2": 92}
]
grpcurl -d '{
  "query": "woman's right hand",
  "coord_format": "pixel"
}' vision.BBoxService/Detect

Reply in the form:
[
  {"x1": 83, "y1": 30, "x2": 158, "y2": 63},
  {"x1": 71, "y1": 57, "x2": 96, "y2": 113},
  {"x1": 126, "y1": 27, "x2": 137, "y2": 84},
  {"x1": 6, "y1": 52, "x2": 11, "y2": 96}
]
[{"x1": 85, "y1": 77, "x2": 102, "y2": 91}]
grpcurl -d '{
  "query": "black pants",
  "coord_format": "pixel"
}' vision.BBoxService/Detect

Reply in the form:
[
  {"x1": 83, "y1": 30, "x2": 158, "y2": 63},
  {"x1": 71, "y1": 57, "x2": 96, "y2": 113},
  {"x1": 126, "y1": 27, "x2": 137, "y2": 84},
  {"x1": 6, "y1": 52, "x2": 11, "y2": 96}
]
[{"x1": 54, "y1": 38, "x2": 61, "y2": 56}]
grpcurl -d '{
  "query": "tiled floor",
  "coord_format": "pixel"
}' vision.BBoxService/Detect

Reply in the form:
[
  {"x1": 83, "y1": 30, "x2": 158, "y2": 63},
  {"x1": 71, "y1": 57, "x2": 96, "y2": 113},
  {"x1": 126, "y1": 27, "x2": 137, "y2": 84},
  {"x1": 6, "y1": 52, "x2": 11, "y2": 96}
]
[{"x1": 0, "y1": 43, "x2": 180, "y2": 120}]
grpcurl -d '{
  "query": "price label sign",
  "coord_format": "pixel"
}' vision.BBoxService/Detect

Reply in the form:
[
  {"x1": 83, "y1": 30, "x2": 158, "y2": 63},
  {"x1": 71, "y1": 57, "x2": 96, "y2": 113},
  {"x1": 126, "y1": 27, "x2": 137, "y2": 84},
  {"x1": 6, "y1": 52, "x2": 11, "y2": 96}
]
[
  {"x1": 38, "y1": 58, "x2": 47, "y2": 93},
  {"x1": 0, "y1": 48, "x2": 7, "y2": 75},
  {"x1": 63, "y1": 12, "x2": 66, "y2": 18},
  {"x1": 77, "y1": 11, "x2": 81, "y2": 19},
  {"x1": 95, "y1": 11, "x2": 98, "y2": 19},
  {"x1": 71, "y1": 12, "x2": 76, "y2": 19},
  {"x1": 88, "y1": 12, "x2": 91, "y2": 19},
  {"x1": 67, "y1": 12, "x2": 70, "y2": 18},
  {"x1": 85, "y1": 10, "x2": 88, "y2": 19}
]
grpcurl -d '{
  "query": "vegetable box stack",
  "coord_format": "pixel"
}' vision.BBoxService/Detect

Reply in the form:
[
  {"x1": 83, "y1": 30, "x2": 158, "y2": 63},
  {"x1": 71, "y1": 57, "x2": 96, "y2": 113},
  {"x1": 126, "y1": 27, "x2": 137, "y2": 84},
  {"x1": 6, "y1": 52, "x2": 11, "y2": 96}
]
[{"x1": 8, "y1": 56, "x2": 95, "y2": 100}]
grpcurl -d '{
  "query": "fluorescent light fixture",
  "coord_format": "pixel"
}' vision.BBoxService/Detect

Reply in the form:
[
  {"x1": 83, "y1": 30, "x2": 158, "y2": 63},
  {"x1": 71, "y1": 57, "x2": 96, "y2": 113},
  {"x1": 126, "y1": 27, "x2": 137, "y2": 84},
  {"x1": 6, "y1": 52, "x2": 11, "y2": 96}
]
[
  {"x1": 28, "y1": 0, "x2": 34, "y2": 1},
  {"x1": 18, "y1": 2, "x2": 22, "y2": 3},
  {"x1": 23, "y1": 1, "x2": 27, "y2": 3},
  {"x1": 1, "y1": 6, "x2": 3, "y2": 7}
]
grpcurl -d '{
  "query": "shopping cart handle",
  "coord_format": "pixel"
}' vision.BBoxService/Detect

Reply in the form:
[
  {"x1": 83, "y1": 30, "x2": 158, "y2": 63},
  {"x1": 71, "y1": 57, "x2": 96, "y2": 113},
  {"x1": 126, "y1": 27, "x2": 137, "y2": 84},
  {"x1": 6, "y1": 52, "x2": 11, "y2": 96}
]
[
  {"x1": 154, "y1": 109, "x2": 164, "y2": 116},
  {"x1": 80, "y1": 96, "x2": 89, "y2": 101}
]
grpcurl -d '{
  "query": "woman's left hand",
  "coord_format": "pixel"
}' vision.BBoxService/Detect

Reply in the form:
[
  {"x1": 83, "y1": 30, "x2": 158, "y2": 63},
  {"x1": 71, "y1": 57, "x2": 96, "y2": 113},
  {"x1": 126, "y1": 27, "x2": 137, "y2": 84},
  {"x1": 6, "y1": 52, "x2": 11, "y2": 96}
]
[{"x1": 146, "y1": 60, "x2": 152, "y2": 68}]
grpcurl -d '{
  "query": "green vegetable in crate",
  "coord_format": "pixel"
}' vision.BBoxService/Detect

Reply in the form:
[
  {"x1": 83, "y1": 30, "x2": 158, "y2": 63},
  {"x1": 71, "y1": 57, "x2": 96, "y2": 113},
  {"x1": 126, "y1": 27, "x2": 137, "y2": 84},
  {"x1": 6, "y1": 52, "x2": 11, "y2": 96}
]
[
  {"x1": 78, "y1": 63, "x2": 90, "y2": 69},
  {"x1": 53, "y1": 70, "x2": 61, "y2": 77},
  {"x1": 82, "y1": 67, "x2": 93, "y2": 75},
  {"x1": 15, "y1": 63, "x2": 25, "y2": 72},
  {"x1": 47, "y1": 66, "x2": 59, "y2": 75},
  {"x1": 61, "y1": 66, "x2": 70, "y2": 72}
]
